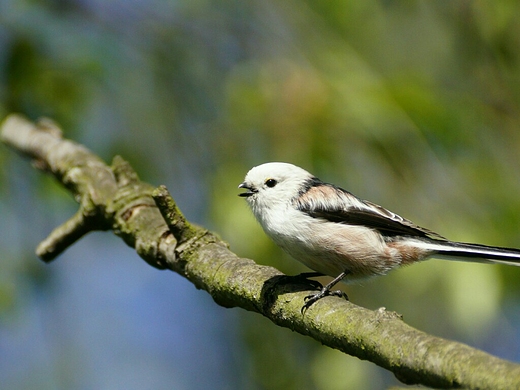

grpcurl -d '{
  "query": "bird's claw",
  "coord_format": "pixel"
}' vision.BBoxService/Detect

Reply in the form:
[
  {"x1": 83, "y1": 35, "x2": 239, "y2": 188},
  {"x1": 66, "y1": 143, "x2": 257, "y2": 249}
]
[{"x1": 301, "y1": 288, "x2": 347, "y2": 313}]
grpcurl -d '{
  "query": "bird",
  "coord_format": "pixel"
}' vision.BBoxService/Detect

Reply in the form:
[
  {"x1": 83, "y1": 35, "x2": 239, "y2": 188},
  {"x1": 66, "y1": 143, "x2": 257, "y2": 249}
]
[{"x1": 238, "y1": 162, "x2": 520, "y2": 310}]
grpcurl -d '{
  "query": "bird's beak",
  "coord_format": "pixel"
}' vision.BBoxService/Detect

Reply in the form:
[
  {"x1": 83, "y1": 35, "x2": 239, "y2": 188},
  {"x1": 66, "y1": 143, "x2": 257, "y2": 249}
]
[{"x1": 238, "y1": 182, "x2": 257, "y2": 197}]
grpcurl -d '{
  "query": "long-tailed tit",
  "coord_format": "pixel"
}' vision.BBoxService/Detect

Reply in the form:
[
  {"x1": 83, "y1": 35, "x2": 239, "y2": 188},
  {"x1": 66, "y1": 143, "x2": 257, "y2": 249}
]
[{"x1": 238, "y1": 162, "x2": 520, "y2": 310}]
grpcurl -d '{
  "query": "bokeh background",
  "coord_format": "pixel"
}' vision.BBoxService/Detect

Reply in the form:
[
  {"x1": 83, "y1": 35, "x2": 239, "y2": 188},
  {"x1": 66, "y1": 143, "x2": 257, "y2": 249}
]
[{"x1": 2, "y1": 1, "x2": 520, "y2": 389}]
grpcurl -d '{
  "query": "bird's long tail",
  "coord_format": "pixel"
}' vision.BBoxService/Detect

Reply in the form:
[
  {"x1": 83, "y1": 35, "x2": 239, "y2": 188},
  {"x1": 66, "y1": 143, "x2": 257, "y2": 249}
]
[{"x1": 420, "y1": 239, "x2": 520, "y2": 266}]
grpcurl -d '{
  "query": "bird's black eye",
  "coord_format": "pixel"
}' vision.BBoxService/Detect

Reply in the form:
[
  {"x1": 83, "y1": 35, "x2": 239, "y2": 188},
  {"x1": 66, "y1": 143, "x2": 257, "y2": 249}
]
[{"x1": 265, "y1": 178, "x2": 277, "y2": 188}]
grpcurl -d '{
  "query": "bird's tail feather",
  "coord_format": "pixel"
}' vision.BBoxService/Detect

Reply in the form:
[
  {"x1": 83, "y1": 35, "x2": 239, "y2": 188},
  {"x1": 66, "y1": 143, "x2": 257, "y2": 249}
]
[{"x1": 421, "y1": 240, "x2": 520, "y2": 266}]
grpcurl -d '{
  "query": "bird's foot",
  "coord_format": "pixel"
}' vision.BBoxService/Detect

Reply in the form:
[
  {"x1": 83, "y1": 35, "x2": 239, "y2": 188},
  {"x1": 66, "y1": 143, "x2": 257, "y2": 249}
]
[
  {"x1": 300, "y1": 270, "x2": 350, "y2": 313},
  {"x1": 301, "y1": 288, "x2": 348, "y2": 313}
]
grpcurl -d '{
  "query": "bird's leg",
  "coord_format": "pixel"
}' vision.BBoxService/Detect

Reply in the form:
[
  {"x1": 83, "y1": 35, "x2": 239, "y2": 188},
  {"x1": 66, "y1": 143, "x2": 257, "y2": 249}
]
[{"x1": 302, "y1": 271, "x2": 349, "y2": 312}]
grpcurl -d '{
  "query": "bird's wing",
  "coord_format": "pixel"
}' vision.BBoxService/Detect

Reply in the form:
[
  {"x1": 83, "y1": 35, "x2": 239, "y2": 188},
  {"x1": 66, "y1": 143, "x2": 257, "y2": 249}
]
[{"x1": 295, "y1": 184, "x2": 445, "y2": 240}]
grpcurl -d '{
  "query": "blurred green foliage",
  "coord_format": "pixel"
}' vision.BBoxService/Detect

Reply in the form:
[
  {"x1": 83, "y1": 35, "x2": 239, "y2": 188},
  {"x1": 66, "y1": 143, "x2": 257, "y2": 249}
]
[{"x1": 2, "y1": 0, "x2": 520, "y2": 389}]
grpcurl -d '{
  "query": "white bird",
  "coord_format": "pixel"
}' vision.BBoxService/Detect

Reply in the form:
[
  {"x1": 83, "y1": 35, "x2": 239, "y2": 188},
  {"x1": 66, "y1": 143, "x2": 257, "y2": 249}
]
[{"x1": 238, "y1": 162, "x2": 520, "y2": 310}]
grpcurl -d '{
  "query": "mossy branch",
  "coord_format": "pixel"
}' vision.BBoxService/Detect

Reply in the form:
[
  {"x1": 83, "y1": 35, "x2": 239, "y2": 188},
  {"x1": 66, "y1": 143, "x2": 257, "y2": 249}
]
[{"x1": 2, "y1": 114, "x2": 520, "y2": 390}]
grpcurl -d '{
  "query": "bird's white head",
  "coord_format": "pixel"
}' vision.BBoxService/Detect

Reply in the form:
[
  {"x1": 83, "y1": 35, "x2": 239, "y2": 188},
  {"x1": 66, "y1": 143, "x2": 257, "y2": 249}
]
[{"x1": 238, "y1": 162, "x2": 314, "y2": 213}]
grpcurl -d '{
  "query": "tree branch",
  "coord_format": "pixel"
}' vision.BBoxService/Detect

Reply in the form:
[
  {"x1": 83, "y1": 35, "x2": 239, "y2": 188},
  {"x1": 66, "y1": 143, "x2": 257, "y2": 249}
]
[{"x1": 2, "y1": 114, "x2": 520, "y2": 389}]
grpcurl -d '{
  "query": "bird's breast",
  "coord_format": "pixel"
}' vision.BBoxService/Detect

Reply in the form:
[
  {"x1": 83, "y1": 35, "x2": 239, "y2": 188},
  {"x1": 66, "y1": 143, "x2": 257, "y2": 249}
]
[{"x1": 260, "y1": 210, "x2": 402, "y2": 279}]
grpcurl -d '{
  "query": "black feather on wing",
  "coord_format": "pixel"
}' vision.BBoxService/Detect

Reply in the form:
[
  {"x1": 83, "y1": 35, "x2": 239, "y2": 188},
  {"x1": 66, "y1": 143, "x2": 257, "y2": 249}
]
[
  {"x1": 296, "y1": 184, "x2": 445, "y2": 240},
  {"x1": 305, "y1": 207, "x2": 441, "y2": 238}
]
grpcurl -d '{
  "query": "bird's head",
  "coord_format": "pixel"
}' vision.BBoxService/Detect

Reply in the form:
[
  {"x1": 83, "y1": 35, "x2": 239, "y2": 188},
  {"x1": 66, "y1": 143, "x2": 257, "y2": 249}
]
[{"x1": 238, "y1": 162, "x2": 315, "y2": 213}]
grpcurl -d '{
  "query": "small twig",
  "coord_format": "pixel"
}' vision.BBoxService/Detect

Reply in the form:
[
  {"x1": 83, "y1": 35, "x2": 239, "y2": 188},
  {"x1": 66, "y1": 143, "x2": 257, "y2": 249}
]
[
  {"x1": 36, "y1": 211, "x2": 90, "y2": 262},
  {"x1": 152, "y1": 185, "x2": 198, "y2": 245},
  {"x1": 1, "y1": 114, "x2": 117, "y2": 261}
]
